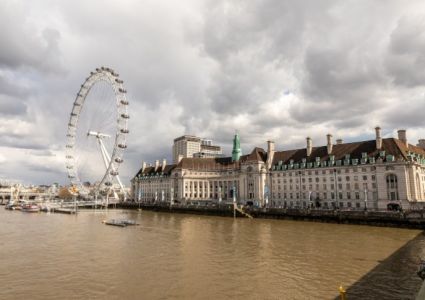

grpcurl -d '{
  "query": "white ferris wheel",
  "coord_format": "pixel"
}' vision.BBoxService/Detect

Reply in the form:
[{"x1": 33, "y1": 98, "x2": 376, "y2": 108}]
[{"x1": 65, "y1": 67, "x2": 129, "y2": 198}]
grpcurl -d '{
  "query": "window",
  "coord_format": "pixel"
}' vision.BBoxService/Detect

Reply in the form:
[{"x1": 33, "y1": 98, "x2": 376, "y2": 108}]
[
  {"x1": 347, "y1": 192, "x2": 351, "y2": 199},
  {"x1": 331, "y1": 192, "x2": 335, "y2": 199},
  {"x1": 338, "y1": 192, "x2": 343, "y2": 199},
  {"x1": 362, "y1": 167, "x2": 367, "y2": 172},
  {"x1": 338, "y1": 184, "x2": 343, "y2": 190},
  {"x1": 323, "y1": 184, "x2": 327, "y2": 190},
  {"x1": 363, "y1": 175, "x2": 367, "y2": 181},
  {"x1": 346, "y1": 183, "x2": 351, "y2": 190},
  {"x1": 315, "y1": 178, "x2": 319, "y2": 182},
  {"x1": 386, "y1": 174, "x2": 399, "y2": 200},
  {"x1": 338, "y1": 177, "x2": 342, "y2": 182},
  {"x1": 345, "y1": 169, "x2": 349, "y2": 173},
  {"x1": 346, "y1": 176, "x2": 350, "y2": 181},
  {"x1": 355, "y1": 192, "x2": 360, "y2": 199}
]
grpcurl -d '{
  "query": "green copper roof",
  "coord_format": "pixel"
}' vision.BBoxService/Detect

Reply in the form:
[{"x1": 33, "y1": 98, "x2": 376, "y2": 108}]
[{"x1": 232, "y1": 133, "x2": 242, "y2": 162}]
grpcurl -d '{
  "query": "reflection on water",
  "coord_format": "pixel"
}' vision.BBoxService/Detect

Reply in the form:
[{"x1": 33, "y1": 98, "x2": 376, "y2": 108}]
[{"x1": 0, "y1": 209, "x2": 423, "y2": 299}]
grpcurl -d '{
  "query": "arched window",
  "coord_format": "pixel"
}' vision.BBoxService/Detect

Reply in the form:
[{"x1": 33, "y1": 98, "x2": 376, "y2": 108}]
[{"x1": 386, "y1": 174, "x2": 399, "y2": 200}]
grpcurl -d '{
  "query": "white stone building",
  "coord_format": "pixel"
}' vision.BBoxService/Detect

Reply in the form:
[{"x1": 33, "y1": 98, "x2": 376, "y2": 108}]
[{"x1": 131, "y1": 128, "x2": 425, "y2": 210}]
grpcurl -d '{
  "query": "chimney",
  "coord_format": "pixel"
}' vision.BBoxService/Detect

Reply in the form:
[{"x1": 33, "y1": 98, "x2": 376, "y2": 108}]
[
  {"x1": 336, "y1": 139, "x2": 343, "y2": 145},
  {"x1": 162, "y1": 159, "x2": 167, "y2": 169},
  {"x1": 306, "y1": 137, "x2": 312, "y2": 156},
  {"x1": 154, "y1": 160, "x2": 159, "y2": 171},
  {"x1": 326, "y1": 134, "x2": 333, "y2": 155},
  {"x1": 397, "y1": 129, "x2": 408, "y2": 148},
  {"x1": 266, "y1": 140, "x2": 275, "y2": 169},
  {"x1": 375, "y1": 126, "x2": 382, "y2": 150},
  {"x1": 417, "y1": 139, "x2": 425, "y2": 150},
  {"x1": 141, "y1": 161, "x2": 146, "y2": 172}
]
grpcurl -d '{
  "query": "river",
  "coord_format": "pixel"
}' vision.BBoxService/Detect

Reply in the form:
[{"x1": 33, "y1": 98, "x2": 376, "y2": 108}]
[{"x1": 0, "y1": 208, "x2": 423, "y2": 299}]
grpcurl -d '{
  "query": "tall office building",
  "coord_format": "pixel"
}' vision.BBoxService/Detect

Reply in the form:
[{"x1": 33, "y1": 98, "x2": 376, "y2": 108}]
[{"x1": 172, "y1": 135, "x2": 222, "y2": 163}]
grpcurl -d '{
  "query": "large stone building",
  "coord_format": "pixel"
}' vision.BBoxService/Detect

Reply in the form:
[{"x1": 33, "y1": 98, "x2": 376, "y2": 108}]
[{"x1": 131, "y1": 128, "x2": 425, "y2": 210}]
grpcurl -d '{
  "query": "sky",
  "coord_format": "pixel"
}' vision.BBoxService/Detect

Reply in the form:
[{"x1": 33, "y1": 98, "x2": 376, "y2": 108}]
[{"x1": 1, "y1": 0, "x2": 425, "y2": 185}]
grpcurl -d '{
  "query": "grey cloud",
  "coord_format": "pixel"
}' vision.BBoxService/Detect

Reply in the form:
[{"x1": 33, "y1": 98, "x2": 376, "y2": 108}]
[
  {"x1": 386, "y1": 16, "x2": 425, "y2": 87},
  {"x1": 0, "y1": 2, "x2": 63, "y2": 73},
  {"x1": 0, "y1": 96, "x2": 27, "y2": 116}
]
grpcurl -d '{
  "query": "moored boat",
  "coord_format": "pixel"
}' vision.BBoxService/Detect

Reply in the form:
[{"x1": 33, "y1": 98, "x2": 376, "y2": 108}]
[
  {"x1": 21, "y1": 204, "x2": 40, "y2": 213},
  {"x1": 102, "y1": 219, "x2": 139, "y2": 227}
]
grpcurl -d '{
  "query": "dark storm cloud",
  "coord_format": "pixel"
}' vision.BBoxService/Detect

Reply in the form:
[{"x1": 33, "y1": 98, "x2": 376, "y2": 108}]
[
  {"x1": 0, "y1": 2, "x2": 63, "y2": 72},
  {"x1": 1, "y1": 0, "x2": 425, "y2": 185}
]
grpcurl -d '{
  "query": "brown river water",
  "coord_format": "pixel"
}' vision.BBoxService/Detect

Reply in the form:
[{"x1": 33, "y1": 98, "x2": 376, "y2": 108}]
[{"x1": 0, "y1": 208, "x2": 424, "y2": 299}]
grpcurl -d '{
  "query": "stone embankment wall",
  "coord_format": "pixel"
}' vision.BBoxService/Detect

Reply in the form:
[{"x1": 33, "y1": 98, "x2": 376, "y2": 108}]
[{"x1": 118, "y1": 202, "x2": 425, "y2": 229}]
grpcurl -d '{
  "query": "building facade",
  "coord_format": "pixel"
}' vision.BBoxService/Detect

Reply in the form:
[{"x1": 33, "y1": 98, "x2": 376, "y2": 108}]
[{"x1": 131, "y1": 128, "x2": 425, "y2": 210}]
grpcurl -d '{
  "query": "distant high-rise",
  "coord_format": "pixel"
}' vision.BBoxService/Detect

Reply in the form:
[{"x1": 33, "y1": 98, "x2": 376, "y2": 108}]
[{"x1": 172, "y1": 135, "x2": 222, "y2": 163}]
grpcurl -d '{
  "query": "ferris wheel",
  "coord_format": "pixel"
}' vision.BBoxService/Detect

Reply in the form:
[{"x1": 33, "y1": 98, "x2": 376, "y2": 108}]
[{"x1": 65, "y1": 67, "x2": 129, "y2": 197}]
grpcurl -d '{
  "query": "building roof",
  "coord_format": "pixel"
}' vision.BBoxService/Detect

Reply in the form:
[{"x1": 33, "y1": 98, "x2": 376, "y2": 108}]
[
  {"x1": 271, "y1": 138, "x2": 425, "y2": 165},
  {"x1": 176, "y1": 157, "x2": 242, "y2": 170},
  {"x1": 173, "y1": 135, "x2": 201, "y2": 143},
  {"x1": 134, "y1": 164, "x2": 177, "y2": 177}
]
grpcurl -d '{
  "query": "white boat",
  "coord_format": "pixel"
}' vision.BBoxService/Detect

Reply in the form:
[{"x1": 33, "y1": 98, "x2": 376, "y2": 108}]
[{"x1": 21, "y1": 204, "x2": 40, "y2": 213}]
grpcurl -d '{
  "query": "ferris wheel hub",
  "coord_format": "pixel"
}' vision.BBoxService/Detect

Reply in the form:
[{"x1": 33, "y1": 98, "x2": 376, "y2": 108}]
[{"x1": 87, "y1": 131, "x2": 111, "y2": 139}]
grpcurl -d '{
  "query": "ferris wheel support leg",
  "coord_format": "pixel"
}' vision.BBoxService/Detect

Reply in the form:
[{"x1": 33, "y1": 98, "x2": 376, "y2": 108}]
[
  {"x1": 97, "y1": 137, "x2": 126, "y2": 198},
  {"x1": 97, "y1": 138, "x2": 111, "y2": 171}
]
